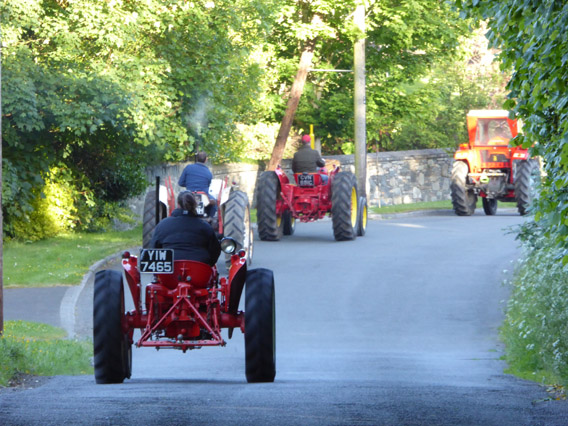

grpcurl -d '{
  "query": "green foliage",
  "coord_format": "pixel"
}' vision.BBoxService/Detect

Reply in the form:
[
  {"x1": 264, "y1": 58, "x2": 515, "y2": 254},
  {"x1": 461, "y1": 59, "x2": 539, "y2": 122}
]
[
  {"x1": 457, "y1": 0, "x2": 568, "y2": 261},
  {"x1": 501, "y1": 224, "x2": 568, "y2": 385},
  {"x1": 0, "y1": 321, "x2": 92, "y2": 387},
  {"x1": 1, "y1": 0, "x2": 277, "y2": 239}
]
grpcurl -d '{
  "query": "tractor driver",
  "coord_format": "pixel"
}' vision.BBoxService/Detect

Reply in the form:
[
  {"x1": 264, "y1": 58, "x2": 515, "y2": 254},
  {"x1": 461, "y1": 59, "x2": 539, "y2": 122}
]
[
  {"x1": 150, "y1": 191, "x2": 221, "y2": 266},
  {"x1": 292, "y1": 134, "x2": 328, "y2": 184},
  {"x1": 178, "y1": 151, "x2": 217, "y2": 218}
]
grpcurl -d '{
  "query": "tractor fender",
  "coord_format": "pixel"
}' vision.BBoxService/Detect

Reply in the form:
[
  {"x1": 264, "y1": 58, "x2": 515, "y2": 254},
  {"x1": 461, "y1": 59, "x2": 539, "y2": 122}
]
[
  {"x1": 227, "y1": 257, "x2": 247, "y2": 314},
  {"x1": 274, "y1": 166, "x2": 291, "y2": 186},
  {"x1": 511, "y1": 148, "x2": 529, "y2": 161},
  {"x1": 155, "y1": 184, "x2": 171, "y2": 215}
]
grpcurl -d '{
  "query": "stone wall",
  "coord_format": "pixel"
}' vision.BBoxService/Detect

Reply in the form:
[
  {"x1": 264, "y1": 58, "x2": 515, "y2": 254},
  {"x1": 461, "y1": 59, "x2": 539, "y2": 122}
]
[{"x1": 129, "y1": 148, "x2": 454, "y2": 216}]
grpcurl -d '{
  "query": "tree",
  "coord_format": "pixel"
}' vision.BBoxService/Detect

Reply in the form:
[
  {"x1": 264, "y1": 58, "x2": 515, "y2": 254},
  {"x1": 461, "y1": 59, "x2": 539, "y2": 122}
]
[
  {"x1": 263, "y1": 0, "x2": 470, "y2": 159},
  {"x1": 1, "y1": 0, "x2": 276, "y2": 238}
]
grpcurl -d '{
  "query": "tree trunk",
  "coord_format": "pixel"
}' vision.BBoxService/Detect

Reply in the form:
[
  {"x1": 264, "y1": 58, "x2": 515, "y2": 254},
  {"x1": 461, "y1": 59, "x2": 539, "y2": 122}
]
[{"x1": 267, "y1": 20, "x2": 319, "y2": 171}]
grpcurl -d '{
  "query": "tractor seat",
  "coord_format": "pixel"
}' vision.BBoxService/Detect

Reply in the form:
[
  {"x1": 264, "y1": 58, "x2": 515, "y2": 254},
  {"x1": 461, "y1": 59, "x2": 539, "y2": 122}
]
[
  {"x1": 156, "y1": 260, "x2": 214, "y2": 289},
  {"x1": 294, "y1": 172, "x2": 323, "y2": 187}
]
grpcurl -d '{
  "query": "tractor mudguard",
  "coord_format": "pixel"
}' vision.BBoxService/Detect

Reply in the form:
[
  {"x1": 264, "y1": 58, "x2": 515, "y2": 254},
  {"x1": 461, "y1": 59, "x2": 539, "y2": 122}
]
[
  {"x1": 227, "y1": 257, "x2": 247, "y2": 314},
  {"x1": 274, "y1": 166, "x2": 290, "y2": 187},
  {"x1": 122, "y1": 255, "x2": 141, "y2": 308}
]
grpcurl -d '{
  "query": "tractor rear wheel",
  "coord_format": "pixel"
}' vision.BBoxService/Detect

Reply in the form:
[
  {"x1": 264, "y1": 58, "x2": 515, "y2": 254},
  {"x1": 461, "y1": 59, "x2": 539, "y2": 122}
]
[
  {"x1": 514, "y1": 160, "x2": 538, "y2": 216},
  {"x1": 93, "y1": 270, "x2": 132, "y2": 384},
  {"x1": 482, "y1": 198, "x2": 498, "y2": 215},
  {"x1": 283, "y1": 210, "x2": 296, "y2": 236},
  {"x1": 356, "y1": 196, "x2": 368, "y2": 236},
  {"x1": 245, "y1": 268, "x2": 276, "y2": 383},
  {"x1": 450, "y1": 161, "x2": 477, "y2": 216},
  {"x1": 142, "y1": 189, "x2": 167, "y2": 248},
  {"x1": 223, "y1": 190, "x2": 254, "y2": 266},
  {"x1": 257, "y1": 171, "x2": 284, "y2": 241},
  {"x1": 331, "y1": 172, "x2": 358, "y2": 241}
]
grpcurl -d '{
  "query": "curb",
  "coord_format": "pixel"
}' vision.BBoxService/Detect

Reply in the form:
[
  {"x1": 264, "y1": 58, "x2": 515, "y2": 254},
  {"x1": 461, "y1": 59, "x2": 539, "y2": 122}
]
[{"x1": 59, "y1": 246, "x2": 141, "y2": 339}]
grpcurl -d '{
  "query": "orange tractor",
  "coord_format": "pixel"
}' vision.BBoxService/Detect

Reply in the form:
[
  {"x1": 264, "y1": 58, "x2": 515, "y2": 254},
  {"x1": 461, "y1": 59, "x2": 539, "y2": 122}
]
[{"x1": 450, "y1": 110, "x2": 539, "y2": 216}]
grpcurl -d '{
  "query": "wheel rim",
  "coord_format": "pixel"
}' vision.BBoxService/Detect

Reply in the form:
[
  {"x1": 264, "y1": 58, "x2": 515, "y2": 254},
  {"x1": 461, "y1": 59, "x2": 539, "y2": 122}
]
[{"x1": 350, "y1": 188, "x2": 357, "y2": 227}]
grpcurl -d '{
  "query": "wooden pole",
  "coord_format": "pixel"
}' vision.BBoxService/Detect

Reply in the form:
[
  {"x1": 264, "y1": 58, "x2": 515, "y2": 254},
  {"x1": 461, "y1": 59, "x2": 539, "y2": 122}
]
[{"x1": 353, "y1": 3, "x2": 367, "y2": 197}]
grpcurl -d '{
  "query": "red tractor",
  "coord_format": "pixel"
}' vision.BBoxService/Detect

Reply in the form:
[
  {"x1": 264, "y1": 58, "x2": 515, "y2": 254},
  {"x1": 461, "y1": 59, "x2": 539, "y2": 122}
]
[
  {"x1": 450, "y1": 110, "x2": 539, "y2": 216},
  {"x1": 93, "y1": 238, "x2": 275, "y2": 384},
  {"x1": 256, "y1": 165, "x2": 367, "y2": 241},
  {"x1": 142, "y1": 176, "x2": 253, "y2": 267}
]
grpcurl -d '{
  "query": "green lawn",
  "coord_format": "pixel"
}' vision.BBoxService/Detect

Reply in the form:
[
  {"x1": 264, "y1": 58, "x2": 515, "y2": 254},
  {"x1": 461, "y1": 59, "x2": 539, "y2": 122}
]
[
  {"x1": 0, "y1": 321, "x2": 93, "y2": 387},
  {"x1": 371, "y1": 199, "x2": 518, "y2": 215},
  {"x1": 4, "y1": 225, "x2": 143, "y2": 287}
]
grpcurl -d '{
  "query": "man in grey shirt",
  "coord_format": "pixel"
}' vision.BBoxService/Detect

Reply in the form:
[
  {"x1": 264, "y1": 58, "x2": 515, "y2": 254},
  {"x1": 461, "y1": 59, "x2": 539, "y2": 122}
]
[{"x1": 292, "y1": 134, "x2": 326, "y2": 174}]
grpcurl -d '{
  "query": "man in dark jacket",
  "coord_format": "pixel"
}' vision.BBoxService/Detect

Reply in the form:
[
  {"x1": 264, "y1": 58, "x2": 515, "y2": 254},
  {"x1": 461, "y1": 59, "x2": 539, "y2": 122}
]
[
  {"x1": 150, "y1": 191, "x2": 221, "y2": 266},
  {"x1": 178, "y1": 151, "x2": 217, "y2": 217},
  {"x1": 292, "y1": 134, "x2": 328, "y2": 183}
]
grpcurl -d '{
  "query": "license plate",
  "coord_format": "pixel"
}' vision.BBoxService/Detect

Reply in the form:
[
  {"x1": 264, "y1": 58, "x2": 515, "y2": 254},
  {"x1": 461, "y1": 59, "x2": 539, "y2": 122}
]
[
  {"x1": 298, "y1": 174, "x2": 315, "y2": 187},
  {"x1": 139, "y1": 249, "x2": 174, "y2": 273}
]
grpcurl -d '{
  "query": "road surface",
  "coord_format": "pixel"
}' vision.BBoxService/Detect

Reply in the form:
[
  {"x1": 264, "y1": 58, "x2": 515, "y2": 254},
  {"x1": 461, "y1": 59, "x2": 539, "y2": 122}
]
[{"x1": 2, "y1": 210, "x2": 568, "y2": 425}]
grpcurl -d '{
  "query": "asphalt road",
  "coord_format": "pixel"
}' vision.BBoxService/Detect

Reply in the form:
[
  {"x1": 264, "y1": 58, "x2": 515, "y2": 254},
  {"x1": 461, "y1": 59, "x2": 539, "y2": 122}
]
[{"x1": 2, "y1": 209, "x2": 568, "y2": 425}]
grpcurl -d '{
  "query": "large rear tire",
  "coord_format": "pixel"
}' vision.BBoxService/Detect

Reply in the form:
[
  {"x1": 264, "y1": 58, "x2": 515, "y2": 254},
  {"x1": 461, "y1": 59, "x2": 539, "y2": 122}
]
[
  {"x1": 514, "y1": 160, "x2": 538, "y2": 216},
  {"x1": 482, "y1": 198, "x2": 498, "y2": 216},
  {"x1": 223, "y1": 190, "x2": 254, "y2": 266},
  {"x1": 142, "y1": 189, "x2": 167, "y2": 248},
  {"x1": 257, "y1": 171, "x2": 284, "y2": 241},
  {"x1": 356, "y1": 196, "x2": 368, "y2": 237},
  {"x1": 331, "y1": 172, "x2": 358, "y2": 241},
  {"x1": 245, "y1": 268, "x2": 276, "y2": 383},
  {"x1": 93, "y1": 270, "x2": 132, "y2": 384},
  {"x1": 450, "y1": 161, "x2": 477, "y2": 216}
]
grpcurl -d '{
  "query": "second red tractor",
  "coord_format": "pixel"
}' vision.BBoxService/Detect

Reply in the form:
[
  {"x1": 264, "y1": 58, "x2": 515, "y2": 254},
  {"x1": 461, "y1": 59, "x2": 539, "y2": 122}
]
[{"x1": 256, "y1": 165, "x2": 367, "y2": 241}]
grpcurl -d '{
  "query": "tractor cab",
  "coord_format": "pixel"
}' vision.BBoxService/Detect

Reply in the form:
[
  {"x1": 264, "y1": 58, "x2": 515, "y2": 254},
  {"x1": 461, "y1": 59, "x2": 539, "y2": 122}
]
[{"x1": 466, "y1": 110, "x2": 519, "y2": 147}]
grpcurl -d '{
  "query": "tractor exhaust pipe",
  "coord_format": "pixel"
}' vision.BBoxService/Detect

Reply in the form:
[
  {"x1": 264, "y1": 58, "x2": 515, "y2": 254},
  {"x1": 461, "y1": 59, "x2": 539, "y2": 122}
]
[{"x1": 155, "y1": 176, "x2": 160, "y2": 226}]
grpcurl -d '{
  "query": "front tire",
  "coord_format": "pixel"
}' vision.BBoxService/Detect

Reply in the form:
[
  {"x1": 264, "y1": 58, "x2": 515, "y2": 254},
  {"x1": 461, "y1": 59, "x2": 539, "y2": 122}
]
[
  {"x1": 93, "y1": 270, "x2": 132, "y2": 384},
  {"x1": 245, "y1": 268, "x2": 276, "y2": 383},
  {"x1": 482, "y1": 198, "x2": 497, "y2": 216},
  {"x1": 331, "y1": 172, "x2": 358, "y2": 241},
  {"x1": 450, "y1": 161, "x2": 477, "y2": 216},
  {"x1": 356, "y1": 196, "x2": 368, "y2": 236},
  {"x1": 283, "y1": 210, "x2": 296, "y2": 236},
  {"x1": 257, "y1": 171, "x2": 284, "y2": 241},
  {"x1": 223, "y1": 190, "x2": 254, "y2": 266}
]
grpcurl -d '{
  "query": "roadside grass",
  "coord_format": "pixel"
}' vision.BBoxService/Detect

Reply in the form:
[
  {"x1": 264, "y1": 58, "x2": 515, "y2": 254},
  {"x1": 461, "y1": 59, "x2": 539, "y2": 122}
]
[
  {"x1": 4, "y1": 224, "x2": 143, "y2": 288},
  {"x1": 371, "y1": 199, "x2": 517, "y2": 214},
  {"x1": 0, "y1": 321, "x2": 93, "y2": 387},
  {"x1": 500, "y1": 227, "x2": 568, "y2": 388}
]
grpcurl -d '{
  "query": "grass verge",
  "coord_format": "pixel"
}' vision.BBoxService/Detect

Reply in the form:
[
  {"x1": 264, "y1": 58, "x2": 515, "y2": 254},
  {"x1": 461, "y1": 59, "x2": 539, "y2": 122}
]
[
  {"x1": 0, "y1": 321, "x2": 93, "y2": 387},
  {"x1": 371, "y1": 199, "x2": 518, "y2": 215},
  {"x1": 4, "y1": 224, "x2": 143, "y2": 288},
  {"x1": 500, "y1": 225, "x2": 568, "y2": 387}
]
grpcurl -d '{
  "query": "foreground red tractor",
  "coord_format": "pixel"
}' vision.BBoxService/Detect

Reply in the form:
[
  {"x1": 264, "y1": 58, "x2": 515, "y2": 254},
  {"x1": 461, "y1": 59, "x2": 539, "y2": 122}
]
[
  {"x1": 256, "y1": 165, "x2": 367, "y2": 241},
  {"x1": 451, "y1": 110, "x2": 540, "y2": 216},
  {"x1": 93, "y1": 239, "x2": 275, "y2": 384}
]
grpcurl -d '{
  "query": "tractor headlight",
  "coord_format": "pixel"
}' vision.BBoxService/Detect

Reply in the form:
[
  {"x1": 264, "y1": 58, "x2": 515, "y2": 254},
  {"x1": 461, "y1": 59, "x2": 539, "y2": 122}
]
[{"x1": 220, "y1": 237, "x2": 237, "y2": 254}]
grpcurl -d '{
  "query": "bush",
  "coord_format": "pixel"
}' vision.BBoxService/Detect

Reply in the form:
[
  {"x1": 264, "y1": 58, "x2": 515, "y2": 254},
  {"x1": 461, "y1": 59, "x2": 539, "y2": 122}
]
[
  {"x1": 10, "y1": 168, "x2": 80, "y2": 241},
  {"x1": 501, "y1": 223, "x2": 568, "y2": 385}
]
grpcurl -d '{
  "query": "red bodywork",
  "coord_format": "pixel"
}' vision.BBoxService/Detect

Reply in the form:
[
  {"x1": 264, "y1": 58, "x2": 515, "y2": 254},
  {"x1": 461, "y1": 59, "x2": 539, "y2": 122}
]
[
  {"x1": 274, "y1": 165, "x2": 340, "y2": 222},
  {"x1": 454, "y1": 110, "x2": 530, "y2": 199},
  {"x1": 121, "y1": 250, "x2": 247, "y2": 352}
]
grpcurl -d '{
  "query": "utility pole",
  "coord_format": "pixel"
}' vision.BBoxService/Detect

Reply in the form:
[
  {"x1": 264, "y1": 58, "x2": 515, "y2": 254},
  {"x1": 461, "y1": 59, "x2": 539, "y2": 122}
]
[{"x1": 353, "y1": 2, "x2": 367, "y2": 197}]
